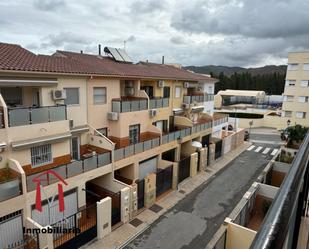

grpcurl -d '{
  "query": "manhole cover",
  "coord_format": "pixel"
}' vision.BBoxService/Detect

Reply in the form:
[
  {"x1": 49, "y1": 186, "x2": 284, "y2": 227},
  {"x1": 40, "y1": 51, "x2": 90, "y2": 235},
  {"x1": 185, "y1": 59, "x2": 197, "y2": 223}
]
[
  {"x1": 130, "y1": 218, "x2": 143, "y2": 227},
  {"x1": 149, "y1": 204, "x2": 163, "y2": 213},
  {"x1": 179, "y1": 189, "x2": 186, "y2": 194}
]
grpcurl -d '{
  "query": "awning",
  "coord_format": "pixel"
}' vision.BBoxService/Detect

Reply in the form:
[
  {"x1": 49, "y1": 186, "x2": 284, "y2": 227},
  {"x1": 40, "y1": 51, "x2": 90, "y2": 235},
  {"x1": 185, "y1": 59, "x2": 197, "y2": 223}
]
[
  {"x1": 0, "y1": 77, "x2": 58, "y2": 86},
  {"x1": 191, "y1": 106, "x2": 204, "y2": 113},
  {"x1": 12, "y1": 132, "x2": 71, "y2": 150},
  {"x1": 173, "y1": 108, "x2": 184, "y2": 115}
]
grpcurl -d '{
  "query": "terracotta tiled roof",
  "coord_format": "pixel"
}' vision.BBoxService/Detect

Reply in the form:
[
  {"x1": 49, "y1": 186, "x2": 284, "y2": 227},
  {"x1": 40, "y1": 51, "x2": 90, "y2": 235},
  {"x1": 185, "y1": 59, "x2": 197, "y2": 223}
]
[{"x1": 0, "y1": 42, "x2": 217, "y2": 82}]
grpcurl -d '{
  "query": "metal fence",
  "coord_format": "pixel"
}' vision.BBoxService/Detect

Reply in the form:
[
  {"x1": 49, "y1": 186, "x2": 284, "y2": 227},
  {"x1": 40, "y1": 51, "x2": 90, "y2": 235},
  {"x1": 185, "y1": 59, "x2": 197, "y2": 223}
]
[
  {"x1": 26, "y1": 151, "x2": 111, "y2": 191},
  {"x1": 213, "y1": 117, "x2": 228, "y2": 127},
  {"x1": 8, "y1": 105, "x2": 67, "y2": 127},
  {"x1": 114, "y1": 137, "x2": 160, "y2": 161},
  {"x1": 112, "y1": 99, "x2": 148, "y2": 113},
  {"x1": 149, "y1": 98, "x2": 169, "y2": 109}
]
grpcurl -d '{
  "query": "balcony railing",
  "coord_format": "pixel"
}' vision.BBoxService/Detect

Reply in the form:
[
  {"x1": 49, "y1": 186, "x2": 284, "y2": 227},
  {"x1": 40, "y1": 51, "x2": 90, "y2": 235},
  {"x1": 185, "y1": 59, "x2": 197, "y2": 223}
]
[
  {"x1": 149, "y1": 98, "x2": 169, "y2": 109},
  {"x1": 0, "y1": 168, "x2": 22, "y2": 201},
  {"x1": 26, "y1": 151, "x2": 111, "y2": 191},
  {"x1": 8, "y1": 105, "x2": 67, "y2": 127},
  {"x1": 114, "y1": 137, "x2": 160, "y2": 161},
  {"x1": 213, "y1": 116, "x2": 229, "y2": 126},
  {"x1": 183, "y1": 94, "x2": 214, "y2": 104},
  {"x1": 112, "y1": 98, "x2": 148, "y2": 113}
]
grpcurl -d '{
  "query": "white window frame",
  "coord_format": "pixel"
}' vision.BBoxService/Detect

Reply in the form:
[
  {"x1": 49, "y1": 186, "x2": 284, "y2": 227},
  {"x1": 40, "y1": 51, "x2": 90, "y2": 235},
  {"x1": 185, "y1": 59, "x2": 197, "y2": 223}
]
[
  {"x1": 296, "y1": 112, "x2": 306, "y2": 119},
  {"x1": 93, "y1": 87, "x2": 107, "y2": 105},
  {"x1": 283, "y1": 95, "x2": 294, "y2": 102},
  {"x1": 284, "y1": 111, "x2": 292, "y2": 118},
  {"x1": 64, "y1": 87, "x2": 80, "y2": 106},
  {"x1": 175, "y1": 86, "x2": 181, "y2": 98},
  {"x1": 298, "y1": 96, "x2": 308, "y2": 103},
  {"x1": 300, "y1": 80, "x2": 309, "y2": 87},
  {"x1": 285, "y1": 80, "x2": 296, "y2": 87},
  {"x1": 303, "y1": 64, "x2": 309, "y2": 70},
  {"x1": 31, "y1": 144, "x2": 52, "y2": 167},
  {"x1": 287, "y1": 63, "x2": 298, "y2": 71}
]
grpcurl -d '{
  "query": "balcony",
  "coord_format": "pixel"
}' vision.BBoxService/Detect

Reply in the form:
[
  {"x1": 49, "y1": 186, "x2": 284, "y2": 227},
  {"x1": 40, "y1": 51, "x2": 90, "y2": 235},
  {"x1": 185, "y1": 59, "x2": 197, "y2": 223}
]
[
  {"x1": 149, "y1": 97, "x2": 169, "y2": 109},
  {"x1": 7, "y1": 105, "x2": 67, "y2": 127},
  {"x1": 26, "y1": 150, "x2": 111, "y2": 191},
  {"x1": 112, "y1": 97, "x2": 148, "y2": 113},
  {"x1": 183, "y1": 94, "x2": 214, "y2": 104},
  {"x1": 0, "y1": 167, "x2": 22, "y2": 202}
]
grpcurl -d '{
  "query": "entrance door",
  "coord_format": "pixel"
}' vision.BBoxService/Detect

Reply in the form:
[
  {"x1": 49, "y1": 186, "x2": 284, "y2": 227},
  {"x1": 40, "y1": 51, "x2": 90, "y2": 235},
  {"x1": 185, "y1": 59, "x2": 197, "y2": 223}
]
[
  {"x1": 71, "y1": 136, "x2": 80, "y2": 160},
  {"x1": 141, "y1": 86, "x2": 153, "y2": 98},
  {"x1": 129, "y1": 124, "x2": 140, "y2": 144},
  {"x1": 137, "y1": 179, "x2": 145, "y2": 209},
  {"x1": 163, "y1": 86, "x2": 170, "y2": 98},
  {"x1": 32, "y1": 88, "x2": 40, "y2": 107}
]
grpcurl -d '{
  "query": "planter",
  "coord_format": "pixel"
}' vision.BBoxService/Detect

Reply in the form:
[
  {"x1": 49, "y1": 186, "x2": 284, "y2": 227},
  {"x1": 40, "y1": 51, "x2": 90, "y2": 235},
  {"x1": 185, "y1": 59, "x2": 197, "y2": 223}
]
[{"x1": 0, "y1": 179, "x2": 21, "y2": 201}]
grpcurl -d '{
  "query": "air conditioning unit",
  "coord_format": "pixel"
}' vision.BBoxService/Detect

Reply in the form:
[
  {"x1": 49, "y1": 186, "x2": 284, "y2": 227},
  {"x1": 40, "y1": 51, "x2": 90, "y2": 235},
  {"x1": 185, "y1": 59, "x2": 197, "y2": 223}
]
[
  {"x1": 182, "y1": 103, "x2": 190, "y2": 110},
  {"x1": 52, "y1": 89, "x2": 66, "y2": 100},
  {"x1": 149, "y1": 109, "x2": 157, "y2": 117},
  {"x1": 183, "y1": 82, "x2": 199, "y2": 88},
  {"x1": 108, "y1": 112, "x2": 119, "y2": 121},
  {"x1": 69, "y1": 119, "x2": 74, "y2": 129},
  {"x1": 157, "y1": 80, "x2": 165, "y2": 88},
  {"x1": 183, "y1": 82, "x2": 190, "y2": 88}
]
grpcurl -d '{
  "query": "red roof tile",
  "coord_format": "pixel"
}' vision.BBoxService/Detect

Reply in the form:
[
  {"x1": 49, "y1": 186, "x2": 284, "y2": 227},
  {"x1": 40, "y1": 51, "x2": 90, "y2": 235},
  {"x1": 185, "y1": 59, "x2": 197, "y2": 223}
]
[{"x1": 0, "y1": 42, "x2": 217, "y2": 82}]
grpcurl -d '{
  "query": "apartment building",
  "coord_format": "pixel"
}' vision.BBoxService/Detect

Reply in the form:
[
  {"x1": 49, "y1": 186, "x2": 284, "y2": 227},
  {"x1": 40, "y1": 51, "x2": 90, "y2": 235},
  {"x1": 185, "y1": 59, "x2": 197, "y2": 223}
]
[
  {"x1": 0, "y1": 42, "x2": 236, "y2": 249},
  {"x1": 282, "y1": 52, "x2": 309, "y2": 127}
]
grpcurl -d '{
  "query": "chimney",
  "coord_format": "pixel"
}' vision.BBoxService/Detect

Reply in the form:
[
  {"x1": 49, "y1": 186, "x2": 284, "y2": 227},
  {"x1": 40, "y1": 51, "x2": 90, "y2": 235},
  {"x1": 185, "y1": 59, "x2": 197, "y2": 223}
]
[
  {"x1": 80, "y1": 50, "x2": 83, "y2": 54},
  {"x1": 98, "y1": 44, "x2": 101, "y2": 56},
  {"x1": 162, "y1": 56, "x2": 165, "y2": 64}
]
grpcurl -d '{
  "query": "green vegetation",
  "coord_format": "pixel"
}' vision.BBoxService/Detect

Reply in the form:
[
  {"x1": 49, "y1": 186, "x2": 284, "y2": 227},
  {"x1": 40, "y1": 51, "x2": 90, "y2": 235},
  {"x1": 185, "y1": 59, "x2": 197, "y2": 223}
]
[{"x1": 286, "y1": 125, "x2": 309, "y2": 148}]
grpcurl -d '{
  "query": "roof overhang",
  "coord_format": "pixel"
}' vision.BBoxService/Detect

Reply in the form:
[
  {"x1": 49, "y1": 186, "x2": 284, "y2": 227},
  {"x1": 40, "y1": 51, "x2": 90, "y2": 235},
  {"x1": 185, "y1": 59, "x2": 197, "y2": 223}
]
[
  {"x1": 0, "y1": 77, "x2": 58, "y2": 86},
  {"x1": 191, "y1": 106, "x2": 204, "y2": 113},
  {"x1": 11, "y1": 132, "x2": 71, "y2": 150}
]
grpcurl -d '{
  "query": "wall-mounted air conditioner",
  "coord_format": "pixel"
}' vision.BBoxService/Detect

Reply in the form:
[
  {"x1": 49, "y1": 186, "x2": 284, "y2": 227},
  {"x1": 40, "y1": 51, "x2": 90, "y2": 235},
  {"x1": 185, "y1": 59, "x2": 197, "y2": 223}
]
[
  {"x1": 183, "y1": 82, "x2": 199, "y2": 88},
  {"x1": 149, "y1": 109, "x2": 157, "y2": 117},
  {"x1": 157, "y1": 80, "x2": 165, "y2": 88},
  {"x1": 108, "y1": 112, "x2": 119, "y2": 121},
  {"x1": 52, "y1": 89, "x2": 66, "y2": 100}
]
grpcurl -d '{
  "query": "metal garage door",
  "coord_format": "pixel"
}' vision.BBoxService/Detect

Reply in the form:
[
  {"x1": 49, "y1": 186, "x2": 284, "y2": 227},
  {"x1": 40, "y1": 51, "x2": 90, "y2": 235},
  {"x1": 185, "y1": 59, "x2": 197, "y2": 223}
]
[
  {"x1": 139, "y1": 156, "x2": 157, "y2": 180},
  {"x1": 32, "y1": 190, "x2": 78, "y2": 226},
  {"x1": 0, "y1": 212, "x2": 23, "y2": 249}
]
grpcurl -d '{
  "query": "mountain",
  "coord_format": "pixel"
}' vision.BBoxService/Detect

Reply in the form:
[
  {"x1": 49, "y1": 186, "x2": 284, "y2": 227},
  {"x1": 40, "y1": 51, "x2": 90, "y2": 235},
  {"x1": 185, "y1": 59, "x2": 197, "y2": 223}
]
[{"x1": 184, "y1": 65, "x2": 287, "y2": 76}]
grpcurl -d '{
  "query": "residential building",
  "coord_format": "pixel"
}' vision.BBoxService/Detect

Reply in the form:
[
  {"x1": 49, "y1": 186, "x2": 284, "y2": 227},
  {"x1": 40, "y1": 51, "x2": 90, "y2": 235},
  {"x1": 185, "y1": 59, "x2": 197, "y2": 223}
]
[
  {"x1": 0, "y1": 42, "x2": 239, "y2": 248},
  {"x1": 282, "y1": 52, "x2": 309, "y2": 127}
]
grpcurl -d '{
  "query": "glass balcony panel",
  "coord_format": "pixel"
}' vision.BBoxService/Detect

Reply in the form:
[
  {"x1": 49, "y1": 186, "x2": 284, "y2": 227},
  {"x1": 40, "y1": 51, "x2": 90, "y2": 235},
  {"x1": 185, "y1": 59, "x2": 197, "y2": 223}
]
[
  {"x1": 49, "y1": 106, "x2": 66, "y2": 122},
  {"x1": 31, "y1": 107, "x2": 49, "y2": 124},
  {"x1": 163, "y1": 98, "x2": 169, "y2": 107},
  {"x1": 143, "y1": 140, "x2": 152, "y2": 150},
  {"x1": 156, "y1": 98, "x2": 163, "y2": 108},
  {"x1": 149, "y1": 99, "x2": 156, "y2": 109},
  {"x1": 131, "y1": 100, "x2": 139, "y2": 112},
  {"x1": 0, "y1": 179, "x2": 21, "y2": 201},
  {"x1": 98, "y1": 152, "x2": 111, "y2": 166},
  {"x1": 9, "y1": 108, "x2": 30, "y2": 126},
  {"x1": 152, "y1": 137, "x2": 160, "y2": 147},
  {"x1": 121, "y1": 101, "x2": 131, "y2": 112},
  {"x1": 134, "y1": 142, "x2": 144, "y2": 154},
  {"x1": 140, "y1": 100, "x2": 148, "y2": 110},
  {"x1": 168, "y1": 133, "x2": 175, "y2": 142},
  {"x1": 67, "y1": 160, "x2": 83, "y2": 177},
  {"x1": 162, "y1": 135, "x2": 168, "y2": 144},
  {"x1": 125, "y1": 145, "x2": 134, "y2": 157},
  {"x1": 112, "y1": 101, "x2": 121, "y2": 112},
  {"x1": 83, "y1": 155, "x2": 97, "y2": 171},
  {"x1": 114, "y1": 148, "x2": 125, "y2": 161},
  {"x1": 49, "y1": 165, "x2": 67, "y2": 184}
]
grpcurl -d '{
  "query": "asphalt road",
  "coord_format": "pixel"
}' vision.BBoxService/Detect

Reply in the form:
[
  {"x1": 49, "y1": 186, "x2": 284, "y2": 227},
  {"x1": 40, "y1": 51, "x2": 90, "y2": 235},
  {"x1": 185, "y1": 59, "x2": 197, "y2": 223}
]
[{"x1": 125, "y1": 133, "x2": 280, "y2": 249}]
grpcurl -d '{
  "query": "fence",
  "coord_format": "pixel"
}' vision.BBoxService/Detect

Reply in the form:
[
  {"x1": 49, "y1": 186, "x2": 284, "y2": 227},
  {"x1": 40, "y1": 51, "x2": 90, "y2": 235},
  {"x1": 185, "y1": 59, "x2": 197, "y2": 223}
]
[
  {"x1": 149, "y1": 97, "x2": 169, "y2": 109},
  {"x1": 183, "y1": 94, "x2": 214, "y2": 104},
  {"x1": 26, "y1": 151, "x2": 111, "y2": 191},
  {"x1": 8, "y1": 105, "x2": 67, "y2": 127},
  {"x1": 213, "y1": 116, "x2": 228, "y2": 127},
  {"x1": 112, "y1": 99, "x2": 148, "y2": 113},
  {"x1": 114, "y1": 137, "x2": 160, "y2": 161}
]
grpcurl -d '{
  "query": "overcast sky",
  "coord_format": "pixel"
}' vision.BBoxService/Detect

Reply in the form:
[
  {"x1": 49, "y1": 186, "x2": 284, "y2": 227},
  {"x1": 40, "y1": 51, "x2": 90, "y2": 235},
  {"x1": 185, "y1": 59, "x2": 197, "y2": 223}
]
[{"x1": 1, "y1": 0, "x2": 309, "y2": 67}]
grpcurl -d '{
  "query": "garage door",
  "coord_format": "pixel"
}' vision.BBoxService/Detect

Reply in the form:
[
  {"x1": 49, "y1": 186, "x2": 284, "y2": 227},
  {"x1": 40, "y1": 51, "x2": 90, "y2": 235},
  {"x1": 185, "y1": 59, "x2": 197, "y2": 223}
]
[
  {"x1": 32, "y1": 190, "x2": 78, "y2": 226},
  {"x1": 139, "y1": 157, "x2": 157, "y2": 180},
  {"x1": 0, "y1": 212, "x2": 23, "y2": 249}
]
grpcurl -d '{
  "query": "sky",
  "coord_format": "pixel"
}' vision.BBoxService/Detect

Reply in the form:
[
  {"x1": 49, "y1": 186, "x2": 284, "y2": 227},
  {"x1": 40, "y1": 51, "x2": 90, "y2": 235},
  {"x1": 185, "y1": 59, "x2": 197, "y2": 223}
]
[{"x1": 1, "y1": 0, "x2": 309, "y2": 67}]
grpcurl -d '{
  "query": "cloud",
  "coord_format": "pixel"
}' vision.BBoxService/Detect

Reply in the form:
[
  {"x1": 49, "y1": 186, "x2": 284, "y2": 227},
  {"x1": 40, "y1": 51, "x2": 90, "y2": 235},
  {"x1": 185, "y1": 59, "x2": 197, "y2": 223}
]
[
  {"x1": 171, "y1": 0, "x2": 309, "y2": 39},
  {"x1": 41, "y1": 32, "x2": 92, "y2": 49},
  {"x1": 33, "y1": 0, "x2": 65, "y2": 11},
  {"x1": 130, "y1": 0, "x2": 167, "y2": 14},
  {"x1": 170, "y1": 36, "x2": 186, "y2": 45}
]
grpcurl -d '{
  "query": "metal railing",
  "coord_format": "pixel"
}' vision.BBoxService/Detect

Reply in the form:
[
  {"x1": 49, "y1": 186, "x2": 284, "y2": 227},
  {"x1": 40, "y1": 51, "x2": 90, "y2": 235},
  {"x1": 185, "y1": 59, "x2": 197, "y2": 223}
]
[
  {"x1": 8, "y1": 105, "x2": 67, "y2": 127},
  {"x1": 183, "y1": 94, "x2": 214, "y2": 104},
  {"x1": 213, "y1": 116, "x2": 229, "y2": 127},
  {"x1": 149, "y1": 97, "x2": 169, "y2": 109},
  {"x1": 114, "y1": 137, "x2": 160, "y2": 161},
  {"x1": 112, "y1": 99, "x2": 148, "y2": 113},
  {"x1": 26, "y1": 151, "x2": 111, "y2": 191},
  {"x1": 250, "y1": 133, "x2": 309, "y2": 249},
  {"x1": 0, "y1": 177, "x2": 22, "y2": 202}
]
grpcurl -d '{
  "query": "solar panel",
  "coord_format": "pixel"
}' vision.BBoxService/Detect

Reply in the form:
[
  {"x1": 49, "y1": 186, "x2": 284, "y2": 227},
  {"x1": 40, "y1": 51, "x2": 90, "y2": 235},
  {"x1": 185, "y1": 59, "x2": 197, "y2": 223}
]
[
  {"x1": 104, "y1": 47, "x2": 124, "y2": 62},
  {"x1": 116, "y1": 48, "x2": 133, "y2": 63}
]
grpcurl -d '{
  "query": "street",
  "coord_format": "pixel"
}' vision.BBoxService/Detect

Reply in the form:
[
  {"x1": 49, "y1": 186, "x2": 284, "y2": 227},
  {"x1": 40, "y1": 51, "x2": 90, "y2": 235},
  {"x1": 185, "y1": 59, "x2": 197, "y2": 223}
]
[{"x1": 125, "y1": 130, "x2": 280, "y2": 249}]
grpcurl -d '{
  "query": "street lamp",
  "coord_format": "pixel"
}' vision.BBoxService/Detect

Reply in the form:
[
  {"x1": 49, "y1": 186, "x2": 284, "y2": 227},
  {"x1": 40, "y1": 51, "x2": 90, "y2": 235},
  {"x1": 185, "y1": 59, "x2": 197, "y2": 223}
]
[{"x1": 249, "y1": 120, "x2": 253, "y2": 139}]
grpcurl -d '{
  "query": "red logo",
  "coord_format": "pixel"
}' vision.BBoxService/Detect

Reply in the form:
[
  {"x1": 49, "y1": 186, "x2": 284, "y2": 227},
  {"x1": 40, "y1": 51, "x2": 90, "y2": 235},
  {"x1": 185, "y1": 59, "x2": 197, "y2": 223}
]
[{"x1": 32, "y1": 170, "x2": 68, "y2": 212}]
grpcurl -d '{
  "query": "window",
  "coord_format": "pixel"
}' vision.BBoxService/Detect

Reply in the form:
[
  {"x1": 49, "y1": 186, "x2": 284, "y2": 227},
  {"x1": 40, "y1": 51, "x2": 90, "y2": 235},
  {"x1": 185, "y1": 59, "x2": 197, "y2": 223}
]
[
  {"x1": 141, "y1": 86, "x2": 153, "y2": 98},
  {"x1": 93, "y1": 87, "x2": 106, "y2": 104},
  {"x1": 283, "y1": 95, "x2": 294, "y2": 102},
  {"x1": 97, "y1": 127, "x2": 108, "y2": 137},
  {"x1": 296, "y1": 112, "x2": 306, "y2": 119},
  {"x1": 153, "y1": 120, "x2": 168, "y2": 132},
  {"x1": 129, "y1": 124, "x2": 140, "y2": 144},
  {"x1": 31, "y1": 144, "x2": 52, "y2": 167},
  {"x1": 163, "y1": 86, "x2": 170, "y2": 98},
  {"x1": 0, "y1": 87, "x2": 22, "y2": 106},
  {"x1": 284, "y1": 111, "x2": 292, "y2": 118},
  {"x1": 303, "y1": 64, "x2": 309, "y2": 70},
  {"x1": 175, "y1": 86, "x2": 181, "y2": 98},
  {"x1": 208, "y1": 86, "x2": 213, "y2": 93},
  {"x1": 64, "y1": 88, "x2": 79, "y2": 105},
  {"x1": 287, "y1": 63, "x2": 298, "y2": 71},
  {"x1": 285, "y1": 80, "x2": 296, "y2": 87},
  {"x1": 298, "y1": 96, "x2": 308, "y2": 103},
  {"x1": 301, "y1": 80, "x2": 309, "y2": 87}
]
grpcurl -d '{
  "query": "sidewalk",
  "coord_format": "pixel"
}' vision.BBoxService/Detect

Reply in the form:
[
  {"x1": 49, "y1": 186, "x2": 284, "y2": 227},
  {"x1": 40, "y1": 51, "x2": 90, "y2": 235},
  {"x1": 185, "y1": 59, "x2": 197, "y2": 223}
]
[{"x1": 83, "y1": 142, "x2": 251, "y2": 249}]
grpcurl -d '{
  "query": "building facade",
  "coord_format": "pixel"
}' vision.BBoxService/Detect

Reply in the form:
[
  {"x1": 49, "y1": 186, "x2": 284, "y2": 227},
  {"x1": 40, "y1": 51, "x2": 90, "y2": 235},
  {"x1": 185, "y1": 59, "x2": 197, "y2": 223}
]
[{"x1": 0, "y1": 43, "x2": 234, "y2": 248}]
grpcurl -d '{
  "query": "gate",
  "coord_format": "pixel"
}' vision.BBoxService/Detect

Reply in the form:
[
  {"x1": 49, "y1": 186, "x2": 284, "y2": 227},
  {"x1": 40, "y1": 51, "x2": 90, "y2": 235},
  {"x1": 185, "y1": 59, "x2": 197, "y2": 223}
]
[
  {"x1": 156, "y1": 165, "x2": 173, "y2": 197},
  {"x1": 51, "y1": 204, "x2": 97, "y2": 249},
  {"x1": 137, "y1": 179, "x2": 145, "y2": 209},
  {"x1": 178, "y1": 156, "x2": 191, "y2": 183},
  {"x1": 111, "y1": 192, "x2": 121, "y2": 226},
  {"x1": 215, "y1": 140, "x2": 223, "y2": 159}
]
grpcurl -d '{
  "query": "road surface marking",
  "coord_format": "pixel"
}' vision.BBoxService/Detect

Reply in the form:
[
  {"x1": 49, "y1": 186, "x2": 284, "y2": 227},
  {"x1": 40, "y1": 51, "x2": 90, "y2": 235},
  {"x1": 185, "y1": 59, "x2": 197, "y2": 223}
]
[
  {"x1": 255, "y1": 146, "x2": 263, "y2": 152},
  {"x1": 247, "y1": 145, "x2": 255, "y2": 151},
  {"x1": 262, "y1": 148, "x2": 271, "y2": 154},
  {"x1": 271, "y1": 149, "x2": 279, "y2": 156}
]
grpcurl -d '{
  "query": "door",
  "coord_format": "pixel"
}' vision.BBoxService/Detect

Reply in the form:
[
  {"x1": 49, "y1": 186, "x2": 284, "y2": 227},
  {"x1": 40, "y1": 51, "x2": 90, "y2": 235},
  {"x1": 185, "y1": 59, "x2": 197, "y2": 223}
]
[
  {"x1": 163, "y1": 86, "x2": 170, "y2": 98},
  {"x1": 137, "y1": 179, "x2": 145, "y2": 209},
  {"x1": 129, "y1": 124, "x2": 140, "y2": 144},
  {"x1": 141, "y1": 86, "x2": 153, "y2": 98},
  {"x1": 71, "y1": 136, "x2": 80, "y2": 160},
  {"x1": 156, "y1": 166, "x2": 173, "y2": 197},
  {"x1": 32, "y1": 88, "x2": 40, "y2": 107}
]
